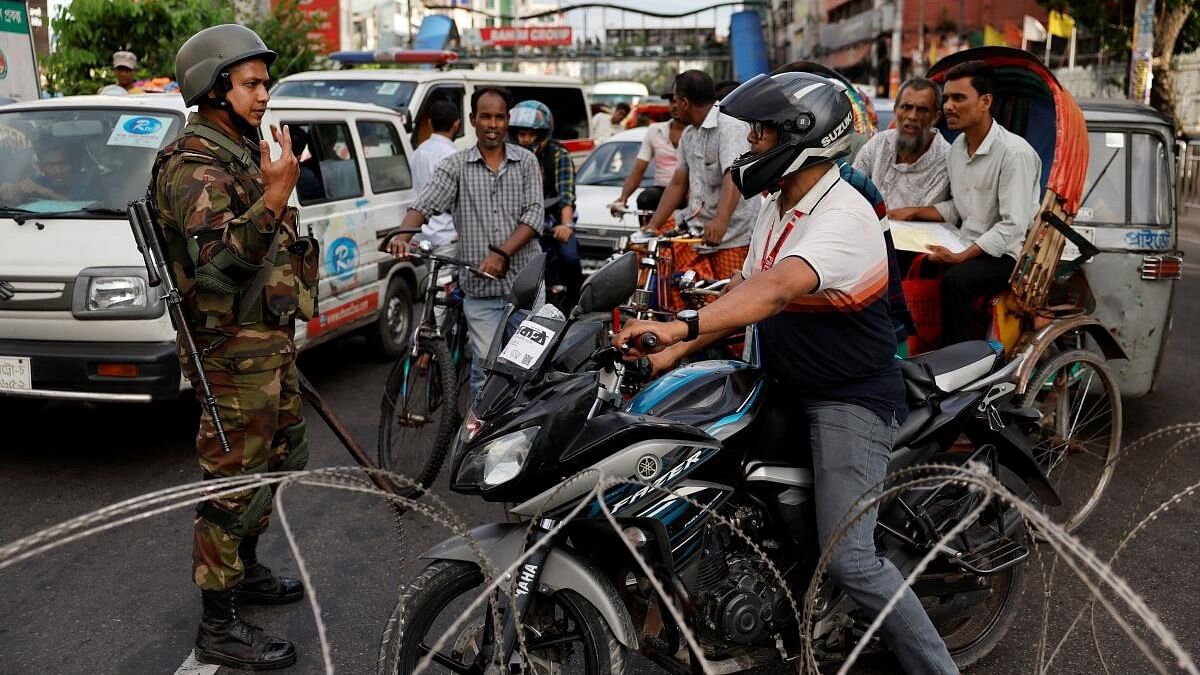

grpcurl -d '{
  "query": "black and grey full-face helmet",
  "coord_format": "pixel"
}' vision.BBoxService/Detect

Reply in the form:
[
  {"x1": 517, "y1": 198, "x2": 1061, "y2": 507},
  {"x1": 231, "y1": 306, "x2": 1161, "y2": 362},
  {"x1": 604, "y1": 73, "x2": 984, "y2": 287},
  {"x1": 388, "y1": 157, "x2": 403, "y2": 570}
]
[{"x1": 720, "y1": 72, "x2": 855, "y2": 198}]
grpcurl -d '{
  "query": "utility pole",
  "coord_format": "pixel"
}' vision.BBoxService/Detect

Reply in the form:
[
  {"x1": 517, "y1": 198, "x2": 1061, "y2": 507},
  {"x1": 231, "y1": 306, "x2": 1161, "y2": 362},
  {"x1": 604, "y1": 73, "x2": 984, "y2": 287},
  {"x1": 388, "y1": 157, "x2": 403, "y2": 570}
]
[
  {"x1": 889, "y1": 0, "x2": 904, "y2": 97},
  {"x1": 1129, "y1": 0, "x2": 1154, "y2": 104},
  {"x1": 917, "y1": 0, "x2": 925, "y2": 74},
  {"x1": 512, "y1": 0, "x2": 520, "y2": 71}
]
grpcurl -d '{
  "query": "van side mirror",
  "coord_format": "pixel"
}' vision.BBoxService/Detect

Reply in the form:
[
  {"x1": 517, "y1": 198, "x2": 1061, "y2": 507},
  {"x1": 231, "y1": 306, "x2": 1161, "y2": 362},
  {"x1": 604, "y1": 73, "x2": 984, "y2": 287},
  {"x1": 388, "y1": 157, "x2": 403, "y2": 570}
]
[
  {"x1": 508, "y1": 253, "x2": 546, "y2": 310},
  {"x1": 576, "y1": 252, "x2": 637, "y2": 315}
]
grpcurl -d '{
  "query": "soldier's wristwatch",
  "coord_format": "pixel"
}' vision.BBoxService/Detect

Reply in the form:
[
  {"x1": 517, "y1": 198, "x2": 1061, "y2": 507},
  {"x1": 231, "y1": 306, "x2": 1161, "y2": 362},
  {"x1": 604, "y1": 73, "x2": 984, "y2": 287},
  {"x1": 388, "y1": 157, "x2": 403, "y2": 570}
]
[{"x1": 677, "y1": 309, "x2": 700, "y2": 342}]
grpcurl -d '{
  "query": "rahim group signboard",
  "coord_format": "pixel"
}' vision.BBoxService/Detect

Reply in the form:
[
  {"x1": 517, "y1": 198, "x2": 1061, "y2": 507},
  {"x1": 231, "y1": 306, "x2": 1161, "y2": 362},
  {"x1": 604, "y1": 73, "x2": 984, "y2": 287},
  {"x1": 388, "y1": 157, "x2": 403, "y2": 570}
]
[
  {"x1": 0, "y1": 0, "x2": 40, "y2": 102},
  {"x1": 467, "y1": 26, "x2": 573, "y2": 48}
]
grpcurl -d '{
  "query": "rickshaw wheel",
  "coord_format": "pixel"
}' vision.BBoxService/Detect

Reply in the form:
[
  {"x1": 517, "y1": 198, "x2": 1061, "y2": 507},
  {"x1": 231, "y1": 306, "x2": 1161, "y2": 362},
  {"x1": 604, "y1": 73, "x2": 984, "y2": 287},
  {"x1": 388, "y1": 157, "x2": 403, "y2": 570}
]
[{"x1": 1020, "y1": 349, "x2": 1122, "y2": 533}]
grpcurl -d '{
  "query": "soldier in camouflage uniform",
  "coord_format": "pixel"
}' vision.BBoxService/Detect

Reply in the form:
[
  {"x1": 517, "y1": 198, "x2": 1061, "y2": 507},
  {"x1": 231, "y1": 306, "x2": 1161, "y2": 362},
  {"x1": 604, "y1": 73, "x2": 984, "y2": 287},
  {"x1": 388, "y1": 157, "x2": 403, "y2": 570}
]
[{"x1": 150, "y1": 25, "x2": 318, "y2": 670}]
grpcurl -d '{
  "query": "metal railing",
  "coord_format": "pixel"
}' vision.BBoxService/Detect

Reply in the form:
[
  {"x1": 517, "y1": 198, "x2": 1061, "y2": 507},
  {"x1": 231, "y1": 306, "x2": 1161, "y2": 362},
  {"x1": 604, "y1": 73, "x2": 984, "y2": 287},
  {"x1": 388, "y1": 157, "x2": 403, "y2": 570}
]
[{"x1": 1180, "y1": 140, "x2": 1200, "y2": 213}]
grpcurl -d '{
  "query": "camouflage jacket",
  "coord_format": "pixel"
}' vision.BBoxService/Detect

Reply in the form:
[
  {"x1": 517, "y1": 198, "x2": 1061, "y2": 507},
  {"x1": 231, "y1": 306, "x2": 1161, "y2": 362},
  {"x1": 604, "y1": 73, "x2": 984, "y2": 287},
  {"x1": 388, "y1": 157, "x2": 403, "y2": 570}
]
[{"x1": 150, "y1": 113, "x2": 318, "y2": 359}]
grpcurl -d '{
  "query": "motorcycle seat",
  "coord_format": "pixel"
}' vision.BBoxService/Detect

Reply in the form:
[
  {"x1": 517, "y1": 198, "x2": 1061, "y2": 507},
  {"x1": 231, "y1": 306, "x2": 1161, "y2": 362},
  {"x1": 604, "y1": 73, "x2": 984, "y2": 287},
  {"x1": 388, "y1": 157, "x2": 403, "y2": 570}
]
[{"x1": 899, "y1": 341, "x2": 1001, "y2": 403}]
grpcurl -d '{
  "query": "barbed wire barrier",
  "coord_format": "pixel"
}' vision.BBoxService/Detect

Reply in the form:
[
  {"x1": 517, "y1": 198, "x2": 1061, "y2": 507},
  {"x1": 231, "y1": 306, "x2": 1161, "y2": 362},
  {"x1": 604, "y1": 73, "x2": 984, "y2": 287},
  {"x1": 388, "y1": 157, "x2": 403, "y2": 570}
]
[{"x1": 2, "y1": 427, "x2": 1200, "y2": 673}]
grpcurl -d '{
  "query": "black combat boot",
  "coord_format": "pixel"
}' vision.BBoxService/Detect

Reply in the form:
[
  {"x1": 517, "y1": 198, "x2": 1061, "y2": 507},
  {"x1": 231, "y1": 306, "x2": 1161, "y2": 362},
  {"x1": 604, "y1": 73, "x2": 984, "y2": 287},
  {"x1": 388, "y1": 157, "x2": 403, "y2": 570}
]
[
  {"x1": 195, "y1": 589, "x2": 297, "y2": 670},
  {"x1": 235, "y1": 535, "x2": 305, "y2": 605}
]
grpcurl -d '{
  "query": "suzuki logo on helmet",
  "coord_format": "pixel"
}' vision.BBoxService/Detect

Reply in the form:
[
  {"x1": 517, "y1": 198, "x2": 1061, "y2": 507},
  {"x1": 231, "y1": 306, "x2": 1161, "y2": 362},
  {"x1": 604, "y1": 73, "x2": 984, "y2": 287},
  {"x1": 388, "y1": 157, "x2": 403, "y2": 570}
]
[{"x1": 821, "y1": 112, "x2": 853, "y2": 147}]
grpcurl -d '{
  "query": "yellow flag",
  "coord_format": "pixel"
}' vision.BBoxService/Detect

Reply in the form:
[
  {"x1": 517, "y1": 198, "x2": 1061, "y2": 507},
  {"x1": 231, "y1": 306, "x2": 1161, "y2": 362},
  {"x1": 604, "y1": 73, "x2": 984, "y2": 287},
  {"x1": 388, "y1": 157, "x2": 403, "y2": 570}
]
[
  {"x1": 984, "y1": 25, "x2": 1007, "y2": 46},
  {"x1": 1048, "y1": 10, "x2": 1075, "y2": 38},
  {"x1": 928, "y1": 42, "x2": 938, "y2": 66}
]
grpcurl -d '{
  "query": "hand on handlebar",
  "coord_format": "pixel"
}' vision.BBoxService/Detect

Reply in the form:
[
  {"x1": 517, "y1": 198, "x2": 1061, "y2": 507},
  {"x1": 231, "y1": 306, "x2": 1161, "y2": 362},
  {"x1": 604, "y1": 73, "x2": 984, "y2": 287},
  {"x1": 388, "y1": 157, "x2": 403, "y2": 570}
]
[
  {"x1": 477, "y1": 252, "x2": 508, "y2": 278},
  {"x1": 612, "y1": 318, "x2": 685, "y2": 358},
  {"x1": 608, "y1": 199, "x2": 627, "y2": 219}
]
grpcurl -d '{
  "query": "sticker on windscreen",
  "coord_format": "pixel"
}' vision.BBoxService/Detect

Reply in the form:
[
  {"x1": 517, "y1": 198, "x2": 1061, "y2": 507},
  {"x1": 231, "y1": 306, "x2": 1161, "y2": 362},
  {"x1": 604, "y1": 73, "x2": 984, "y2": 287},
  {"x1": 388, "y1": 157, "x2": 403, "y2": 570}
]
[
  {"x1": 107, "y1": 115, "x2": 173, "y2": 148},
  {"x1": 499, "y1": 320, "x2": 556, "y2": 370}
]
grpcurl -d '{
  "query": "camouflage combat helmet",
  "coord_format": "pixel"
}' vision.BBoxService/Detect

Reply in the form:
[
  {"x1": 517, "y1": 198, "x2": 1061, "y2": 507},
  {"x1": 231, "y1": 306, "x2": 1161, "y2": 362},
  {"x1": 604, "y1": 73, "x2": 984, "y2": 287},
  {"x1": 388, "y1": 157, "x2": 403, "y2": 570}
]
[{"x1": 176, "y1": 24, "x2": 277, "y2": 107}]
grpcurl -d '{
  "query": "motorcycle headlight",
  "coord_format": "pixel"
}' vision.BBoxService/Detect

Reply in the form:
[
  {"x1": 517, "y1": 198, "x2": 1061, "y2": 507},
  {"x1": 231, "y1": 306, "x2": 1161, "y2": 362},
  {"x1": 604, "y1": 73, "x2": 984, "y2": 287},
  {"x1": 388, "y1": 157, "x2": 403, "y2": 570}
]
[
  {"x1": 72, "y1": 267, "x2": 161, "y2": 319},
  {"x1": 456, "y1": 427, "x2": 539, "y2": 489}
]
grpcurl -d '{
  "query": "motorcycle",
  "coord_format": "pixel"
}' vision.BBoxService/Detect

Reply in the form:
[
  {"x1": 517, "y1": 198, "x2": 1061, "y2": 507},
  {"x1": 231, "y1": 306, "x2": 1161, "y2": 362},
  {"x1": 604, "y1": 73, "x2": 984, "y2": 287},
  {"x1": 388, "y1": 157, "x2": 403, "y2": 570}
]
[{"x1": 383, "y1": 252, "x2": 1060, "y2": 674}]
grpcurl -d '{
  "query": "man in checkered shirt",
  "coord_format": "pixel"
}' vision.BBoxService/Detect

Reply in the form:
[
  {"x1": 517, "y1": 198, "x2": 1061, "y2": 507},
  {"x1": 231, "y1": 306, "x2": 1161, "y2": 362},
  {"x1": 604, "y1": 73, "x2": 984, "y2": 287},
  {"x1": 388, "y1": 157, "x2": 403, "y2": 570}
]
[{"x1": 387, "y1": 86, "x2": 544, "y2": 394}]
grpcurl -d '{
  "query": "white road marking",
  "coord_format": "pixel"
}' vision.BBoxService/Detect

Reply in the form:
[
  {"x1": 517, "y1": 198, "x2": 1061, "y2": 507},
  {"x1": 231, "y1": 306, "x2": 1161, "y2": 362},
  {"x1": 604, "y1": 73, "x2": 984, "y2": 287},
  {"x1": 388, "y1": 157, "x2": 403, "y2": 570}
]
[{"x1": 174, "y1": 649, "x2": 219, "y2": 675}]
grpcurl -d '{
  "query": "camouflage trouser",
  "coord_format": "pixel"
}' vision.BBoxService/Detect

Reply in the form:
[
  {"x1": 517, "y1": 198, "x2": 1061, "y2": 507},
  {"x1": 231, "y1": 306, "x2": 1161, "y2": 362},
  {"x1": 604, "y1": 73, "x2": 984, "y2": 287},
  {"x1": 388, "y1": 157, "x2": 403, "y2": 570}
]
[{"x1": 182, "y1": 350, "x2": 306, "y2": 591}]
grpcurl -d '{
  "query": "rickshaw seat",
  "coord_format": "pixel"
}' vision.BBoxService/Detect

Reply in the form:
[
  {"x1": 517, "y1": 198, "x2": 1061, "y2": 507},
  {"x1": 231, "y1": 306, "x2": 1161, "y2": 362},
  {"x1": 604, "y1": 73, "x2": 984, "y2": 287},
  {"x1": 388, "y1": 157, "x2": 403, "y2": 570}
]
[{"x1": 900, "y1": 341, "x2": 1001, "y2": 402}]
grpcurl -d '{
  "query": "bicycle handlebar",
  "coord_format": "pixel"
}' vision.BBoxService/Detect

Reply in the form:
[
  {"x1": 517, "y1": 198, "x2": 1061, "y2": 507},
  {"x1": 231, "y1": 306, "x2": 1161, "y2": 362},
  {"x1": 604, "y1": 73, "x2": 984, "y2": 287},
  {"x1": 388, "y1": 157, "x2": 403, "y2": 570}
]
[{"x1": 376, "y1": 232, "x2": 499, "y2": 281}]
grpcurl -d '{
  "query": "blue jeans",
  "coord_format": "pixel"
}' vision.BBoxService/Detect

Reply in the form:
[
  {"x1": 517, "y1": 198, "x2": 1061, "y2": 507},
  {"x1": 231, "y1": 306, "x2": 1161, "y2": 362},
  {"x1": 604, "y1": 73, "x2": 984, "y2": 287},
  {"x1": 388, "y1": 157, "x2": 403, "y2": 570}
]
[
  {"x1": 462, "y1": 295, "x2": 508, "y2": 397},
  {"x1": 807, "y1": 401, "x2": 958, "y2": 675}
]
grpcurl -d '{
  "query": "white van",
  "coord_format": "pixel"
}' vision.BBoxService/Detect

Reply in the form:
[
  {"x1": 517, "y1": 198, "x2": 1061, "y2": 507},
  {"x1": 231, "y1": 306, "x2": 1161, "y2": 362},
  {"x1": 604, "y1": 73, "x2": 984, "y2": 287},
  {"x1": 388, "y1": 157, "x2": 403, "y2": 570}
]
[
  {"x1": 0, "y1": 94, "x2": 422, "y2": 403},
  {"x1": 587, "y1": 81, "x2": 650, "y2": 109},
  {"x1": 272, "y1": 68, "x2": 594, "y2": 162}
]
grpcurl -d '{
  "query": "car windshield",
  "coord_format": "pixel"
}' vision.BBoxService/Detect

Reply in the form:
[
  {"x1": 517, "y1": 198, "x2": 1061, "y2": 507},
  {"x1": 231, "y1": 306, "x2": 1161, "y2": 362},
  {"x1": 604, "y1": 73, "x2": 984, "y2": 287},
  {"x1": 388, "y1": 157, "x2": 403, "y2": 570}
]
[
  {"x1": 576, "y1": 141, "x2": 647, "y2": 187},
  {"x1": 272, "y1": 79, "x2": 417, "y2": 111},
  {"x1": 0, "y1": 107, "x2": 184, "y2": 216}
]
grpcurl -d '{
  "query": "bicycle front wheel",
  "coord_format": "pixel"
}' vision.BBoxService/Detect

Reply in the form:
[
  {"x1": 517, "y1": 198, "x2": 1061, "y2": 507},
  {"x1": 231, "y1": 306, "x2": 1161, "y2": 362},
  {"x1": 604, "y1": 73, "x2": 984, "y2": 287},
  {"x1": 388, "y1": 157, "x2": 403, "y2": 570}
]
[
  {"x1": 1020, "y1": 348, "x2": 1122, "y2": 532},
  {"x1": 377, "y1": 336, "x2": 460, "y2": 497}
]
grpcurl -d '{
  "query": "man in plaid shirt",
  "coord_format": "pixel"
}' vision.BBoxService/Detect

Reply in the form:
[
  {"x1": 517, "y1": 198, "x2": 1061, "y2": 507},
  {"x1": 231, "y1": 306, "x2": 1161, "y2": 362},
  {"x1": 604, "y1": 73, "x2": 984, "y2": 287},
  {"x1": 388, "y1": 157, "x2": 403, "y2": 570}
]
[{"x1": 387, "y1": 86, "x2": 544, "y2": 394}]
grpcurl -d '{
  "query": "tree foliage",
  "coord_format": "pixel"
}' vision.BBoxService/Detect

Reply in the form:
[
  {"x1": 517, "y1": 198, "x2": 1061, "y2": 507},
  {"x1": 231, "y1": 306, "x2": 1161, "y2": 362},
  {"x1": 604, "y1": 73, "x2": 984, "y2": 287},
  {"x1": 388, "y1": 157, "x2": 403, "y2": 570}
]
[
  {"x1": 45, "y1": 0, "x2": 325, "y2": 96},
  {"x1": 1045, "y1": 0, "x2": 1197, "y2": 126},
  {"x1": 1044, "y1": 0, "x2": 1197, "y2": 57}
]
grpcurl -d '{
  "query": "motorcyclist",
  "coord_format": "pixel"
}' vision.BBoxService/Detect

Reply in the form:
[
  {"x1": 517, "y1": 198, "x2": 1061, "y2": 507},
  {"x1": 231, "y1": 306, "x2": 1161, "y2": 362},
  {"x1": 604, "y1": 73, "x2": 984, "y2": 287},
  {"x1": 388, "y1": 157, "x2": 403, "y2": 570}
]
[
  {"x1": 613, "y1": 72, "x2": 958, "y2": 674},
  {"x1": 508, "y1": 100, "x2": 583, "y2": 310}
]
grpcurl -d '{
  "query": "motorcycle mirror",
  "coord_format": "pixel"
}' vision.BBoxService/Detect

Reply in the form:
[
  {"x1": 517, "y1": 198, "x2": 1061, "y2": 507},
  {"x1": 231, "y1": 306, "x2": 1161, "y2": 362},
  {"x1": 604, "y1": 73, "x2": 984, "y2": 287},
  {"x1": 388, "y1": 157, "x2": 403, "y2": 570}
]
[
  {"x1": 575, "y1": 251, "x2": 637, "y2": 315},
  {"x1": 508, "y1": 252, "x2": 547, "y2": 310}
]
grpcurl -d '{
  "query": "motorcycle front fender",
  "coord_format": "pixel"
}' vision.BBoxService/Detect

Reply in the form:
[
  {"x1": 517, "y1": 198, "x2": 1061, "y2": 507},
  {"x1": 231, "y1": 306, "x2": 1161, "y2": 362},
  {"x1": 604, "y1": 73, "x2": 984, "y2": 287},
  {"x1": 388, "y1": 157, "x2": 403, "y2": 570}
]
[{"x1": 421, "y1": 522, "x2": 639, "y2": 649}]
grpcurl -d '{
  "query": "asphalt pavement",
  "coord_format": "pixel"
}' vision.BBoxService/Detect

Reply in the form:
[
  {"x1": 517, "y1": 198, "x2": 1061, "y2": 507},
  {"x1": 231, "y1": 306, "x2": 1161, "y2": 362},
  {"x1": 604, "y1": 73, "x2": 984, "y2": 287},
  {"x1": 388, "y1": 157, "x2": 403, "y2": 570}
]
[{"x1": 2, "y1": 214, "x2": 1200, "y2": 674}]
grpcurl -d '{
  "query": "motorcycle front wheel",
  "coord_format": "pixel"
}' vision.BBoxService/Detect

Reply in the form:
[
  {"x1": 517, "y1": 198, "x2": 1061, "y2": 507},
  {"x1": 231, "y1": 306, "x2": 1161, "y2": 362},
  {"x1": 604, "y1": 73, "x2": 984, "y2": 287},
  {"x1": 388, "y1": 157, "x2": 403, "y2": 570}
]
[{"x1": 379, "y1": 560, "x2": 627, "y2": 675}]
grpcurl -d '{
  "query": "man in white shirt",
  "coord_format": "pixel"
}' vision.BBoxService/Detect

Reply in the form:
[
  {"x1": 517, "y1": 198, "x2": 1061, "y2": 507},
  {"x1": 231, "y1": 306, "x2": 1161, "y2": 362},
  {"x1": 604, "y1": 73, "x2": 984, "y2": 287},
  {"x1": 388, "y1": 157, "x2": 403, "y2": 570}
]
[
  {"x1": 608, "y1": 92, "x2": 686, "y2": 216},
  {"x1": 890, "y1": 61, "x2": 1041, "y2": 344},
  {"x1": 410, "y1": 99, "x2": 461, "y2": 248},
  {"x1": 590, "y1": 102, "x2": 630, "y2": 144},
  {"x1": 644, "y1": 70, "x2": 760, "y2": 280},
  {"x1": 614, "y1": 72, "x2": 956, "y2": 675},
  {"x1": 852, "y1": 77, "x2": 951, "y2": 212}
]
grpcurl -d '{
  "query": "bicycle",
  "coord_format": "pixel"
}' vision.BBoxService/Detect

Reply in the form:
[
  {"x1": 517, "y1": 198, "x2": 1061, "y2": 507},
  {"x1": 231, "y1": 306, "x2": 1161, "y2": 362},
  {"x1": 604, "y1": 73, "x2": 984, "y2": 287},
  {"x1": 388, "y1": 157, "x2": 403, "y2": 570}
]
[{"x1": 375, "y1": 232, "x2": 497, "y2": 498}]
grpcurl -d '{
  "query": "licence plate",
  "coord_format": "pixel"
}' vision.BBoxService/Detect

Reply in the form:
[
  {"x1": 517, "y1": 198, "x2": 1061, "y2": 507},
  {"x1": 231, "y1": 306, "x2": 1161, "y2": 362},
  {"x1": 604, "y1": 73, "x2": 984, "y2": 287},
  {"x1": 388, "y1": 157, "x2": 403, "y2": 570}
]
[
  {"x1": 0, "y1": 355, "x2": 32, "y2": 391},
  {"x1": 1061, "y1": 226, "x2": 1095, "y2": 261}
]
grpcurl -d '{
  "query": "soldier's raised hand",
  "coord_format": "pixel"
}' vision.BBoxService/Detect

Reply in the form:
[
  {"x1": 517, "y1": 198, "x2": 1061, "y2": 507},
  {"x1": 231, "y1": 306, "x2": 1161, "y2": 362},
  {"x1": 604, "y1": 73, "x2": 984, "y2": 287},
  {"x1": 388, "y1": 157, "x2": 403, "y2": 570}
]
[{"x1": 261, "y1": 124, "x2": 299, "y2": 217}]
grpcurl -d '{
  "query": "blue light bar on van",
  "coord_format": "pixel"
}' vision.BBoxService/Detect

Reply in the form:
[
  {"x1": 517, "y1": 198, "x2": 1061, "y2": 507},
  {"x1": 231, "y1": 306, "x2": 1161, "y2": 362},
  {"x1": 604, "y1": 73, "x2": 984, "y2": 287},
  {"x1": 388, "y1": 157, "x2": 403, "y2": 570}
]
[{"x1": 328, "y1": 49, "x2": 459, "y2": 65}]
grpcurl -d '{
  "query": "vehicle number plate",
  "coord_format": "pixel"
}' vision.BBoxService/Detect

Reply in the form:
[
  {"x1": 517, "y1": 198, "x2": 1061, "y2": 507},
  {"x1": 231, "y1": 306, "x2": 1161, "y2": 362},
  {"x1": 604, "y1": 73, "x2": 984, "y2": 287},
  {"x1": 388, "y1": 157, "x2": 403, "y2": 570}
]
[
  {"x1": 1060, "y1": 226, "x2": 1095, "y2": 261},
  {"x1": 499, "y1": 320, "x2": 556, "y2": 370},
  {"x1": 0, "y1": 356, "x2": 32, "y2": 391}
]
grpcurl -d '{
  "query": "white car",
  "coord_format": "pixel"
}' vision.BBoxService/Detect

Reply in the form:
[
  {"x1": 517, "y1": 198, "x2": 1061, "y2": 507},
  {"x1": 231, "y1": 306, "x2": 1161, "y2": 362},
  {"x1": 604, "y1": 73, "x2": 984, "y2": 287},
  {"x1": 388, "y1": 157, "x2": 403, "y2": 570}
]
[
  {"x1": 573, "y1": 126, "x2": 654, "y2": 270},
  {"x1": 0, "y1": 94, "x2": 423, "y2": 403}
]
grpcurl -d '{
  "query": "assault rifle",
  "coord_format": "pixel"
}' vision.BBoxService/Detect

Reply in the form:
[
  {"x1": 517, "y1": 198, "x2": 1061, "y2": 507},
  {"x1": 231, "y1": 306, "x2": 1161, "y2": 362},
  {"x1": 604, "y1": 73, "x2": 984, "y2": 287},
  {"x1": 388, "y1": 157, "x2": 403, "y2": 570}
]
[{"x1": 127, "y1": 199, "x2": 232, "y2": 454}]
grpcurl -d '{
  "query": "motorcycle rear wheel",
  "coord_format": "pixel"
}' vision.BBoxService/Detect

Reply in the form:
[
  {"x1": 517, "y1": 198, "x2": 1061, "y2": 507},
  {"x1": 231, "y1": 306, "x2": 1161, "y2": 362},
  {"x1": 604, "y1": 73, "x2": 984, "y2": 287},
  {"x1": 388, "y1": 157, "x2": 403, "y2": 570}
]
[
  {"x1": 379, "y1": 560, "x2": 627, "y2": 675},
  {"x1": 934, "y1": 527, "x2": 1029, "y2": 669}
]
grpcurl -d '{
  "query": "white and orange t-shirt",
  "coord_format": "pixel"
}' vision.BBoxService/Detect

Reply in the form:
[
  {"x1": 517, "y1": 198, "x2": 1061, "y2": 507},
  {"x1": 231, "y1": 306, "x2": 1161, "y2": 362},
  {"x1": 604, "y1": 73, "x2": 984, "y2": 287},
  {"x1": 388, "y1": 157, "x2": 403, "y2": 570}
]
[{"x1": 742, "y1": 164, "x2": 906, "y2": 422}]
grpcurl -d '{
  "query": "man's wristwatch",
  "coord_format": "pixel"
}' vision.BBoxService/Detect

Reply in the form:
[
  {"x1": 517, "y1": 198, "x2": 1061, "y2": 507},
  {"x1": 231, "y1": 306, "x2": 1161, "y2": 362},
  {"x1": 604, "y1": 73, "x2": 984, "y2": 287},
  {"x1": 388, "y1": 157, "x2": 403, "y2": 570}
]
[{"x1": 677, "y1": 309, "x2": 700, "y2": 342}]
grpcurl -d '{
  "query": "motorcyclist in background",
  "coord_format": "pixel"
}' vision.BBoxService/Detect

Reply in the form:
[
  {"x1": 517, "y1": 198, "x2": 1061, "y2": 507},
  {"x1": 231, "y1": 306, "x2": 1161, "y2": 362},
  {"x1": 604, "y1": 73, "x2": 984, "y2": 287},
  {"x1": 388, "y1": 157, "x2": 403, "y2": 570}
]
[{"x1": 508, "y1": 100, "x2": 583, "y2": 310}]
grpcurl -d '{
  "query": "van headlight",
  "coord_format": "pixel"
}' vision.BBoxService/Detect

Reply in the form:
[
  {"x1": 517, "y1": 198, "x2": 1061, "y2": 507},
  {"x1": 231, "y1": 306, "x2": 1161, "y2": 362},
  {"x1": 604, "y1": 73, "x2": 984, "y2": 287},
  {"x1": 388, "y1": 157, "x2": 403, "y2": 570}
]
[
  {"x1": 72, "y1": 267, "x2": 162, "y2": 319},
  {"x1": 455, "y1": 427, "x2": 539, "y2": 489}
]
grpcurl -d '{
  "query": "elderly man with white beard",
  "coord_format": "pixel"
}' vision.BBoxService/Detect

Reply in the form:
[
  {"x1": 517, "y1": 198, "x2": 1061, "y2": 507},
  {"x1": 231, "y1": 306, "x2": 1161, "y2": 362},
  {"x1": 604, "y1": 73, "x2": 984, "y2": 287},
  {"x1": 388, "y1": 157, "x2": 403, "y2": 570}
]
[{"x1": 853, "y1": 77, "x2": 951, "y2": 216}]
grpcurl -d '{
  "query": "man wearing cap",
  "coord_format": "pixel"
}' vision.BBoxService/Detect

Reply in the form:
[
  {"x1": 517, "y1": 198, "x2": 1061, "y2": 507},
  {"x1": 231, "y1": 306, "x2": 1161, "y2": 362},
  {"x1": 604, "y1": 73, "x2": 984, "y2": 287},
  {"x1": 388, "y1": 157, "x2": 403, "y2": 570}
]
[
  {"x1": 109, "y1": 51, "x2": 145, "y2": 93},
  {"x1": 150, "y1": 25, "x2": 314, "y2": 670}
]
